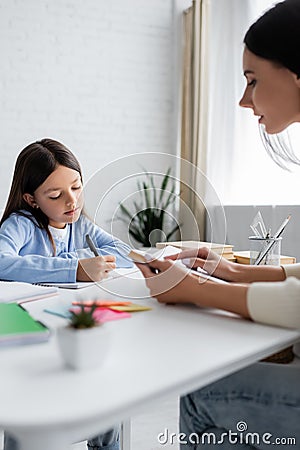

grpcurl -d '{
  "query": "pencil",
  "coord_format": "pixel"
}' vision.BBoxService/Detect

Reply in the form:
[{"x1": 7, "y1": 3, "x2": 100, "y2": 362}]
[{"x1": 86, "y1": 234, "x2": 99, "y2": 257}]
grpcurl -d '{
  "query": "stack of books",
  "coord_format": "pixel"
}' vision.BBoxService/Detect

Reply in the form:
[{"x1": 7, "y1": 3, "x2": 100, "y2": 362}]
[
  {"x1": 155, "y1": 241, "x2": 296, "y2": 265},
  {"x1": 156, "y1": 241, "x2": 235, "y2": 261},
  {"x1": 233, "y1": 251, "x2": 296, "y2": 265}
]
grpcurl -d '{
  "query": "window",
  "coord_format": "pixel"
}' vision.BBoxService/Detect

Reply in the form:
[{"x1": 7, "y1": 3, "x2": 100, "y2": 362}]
[{"x1": 207, "y1": 0, "x2": 300, "y2": 206}]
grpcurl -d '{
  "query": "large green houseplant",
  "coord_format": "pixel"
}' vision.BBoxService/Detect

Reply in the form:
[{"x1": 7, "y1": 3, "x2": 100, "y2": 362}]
[{"x1": 119, "y1": 168, "x2": 180, "y2": 247}]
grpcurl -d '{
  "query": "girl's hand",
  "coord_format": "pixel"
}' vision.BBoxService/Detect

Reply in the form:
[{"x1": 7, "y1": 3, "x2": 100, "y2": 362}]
[
  {"x1": 77, "y1": 255, "x2": 116, "y2": 282},
  {"x1": 136, "y1": 259, "x2": 205, "y2": 304},
  {"x1": 165, "y1": 247, "x2": 239, "y2": 282}
]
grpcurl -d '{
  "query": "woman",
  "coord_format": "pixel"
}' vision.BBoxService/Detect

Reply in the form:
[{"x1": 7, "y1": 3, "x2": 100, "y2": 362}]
[{"x1": 138, "y1": 0, "x2": 300, "y2": 448}]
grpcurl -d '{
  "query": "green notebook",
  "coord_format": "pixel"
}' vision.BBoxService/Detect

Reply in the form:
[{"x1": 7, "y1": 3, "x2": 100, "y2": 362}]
[{"x1": 0, "y1": 303, "x2": 50, "y2": 346}]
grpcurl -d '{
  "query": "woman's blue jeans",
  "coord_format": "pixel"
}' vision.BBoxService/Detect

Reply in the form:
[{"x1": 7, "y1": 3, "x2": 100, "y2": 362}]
[
  {"x1": 4, "y1": 427, "x2": 119, "y2": 450},
  {"x1": 180, "y1": 362, "x2": 300, "y2": 449}
]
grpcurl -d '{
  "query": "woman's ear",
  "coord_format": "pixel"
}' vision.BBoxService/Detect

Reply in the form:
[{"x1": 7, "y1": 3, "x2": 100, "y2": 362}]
[
  {"x1": 293, "y1": 73, "x2": 300, "y2": 88},
  {"x1": 23, "y1": 193, "x2": 38, "y2": 208}
]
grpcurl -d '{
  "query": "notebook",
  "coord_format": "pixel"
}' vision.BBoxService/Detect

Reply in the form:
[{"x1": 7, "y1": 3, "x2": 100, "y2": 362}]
[
  {"x1": 0, "y1": 281, "x2": 58, "y2": 303},
  {"x1": 0, "y1": 303, "x2": 51, "y2": 346},
  {"x1": 37, "y1": 282, "x2": 94, "y2": 289},
  {"x1": 39, "y1": 268, "x2": 141, "y2": 288}
]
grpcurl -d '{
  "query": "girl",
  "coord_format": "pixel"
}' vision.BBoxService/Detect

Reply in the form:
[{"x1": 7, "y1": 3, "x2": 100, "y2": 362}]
[
  {"x1": 138, "y1": 0, "x2": 300, "y2": 448},
  {"x1": 1, "y1": 138, "x2": 132, "y2": 450},
  {"x1": 0, "y1": 138, "x2": 133, "y2": 284}
]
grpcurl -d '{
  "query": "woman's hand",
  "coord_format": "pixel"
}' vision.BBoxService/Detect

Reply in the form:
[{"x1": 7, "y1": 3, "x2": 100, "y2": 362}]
[
  {"x1": 136, "y1": 259, "x2": 207, "y2": 304},
  {"x1": 77, "y1": 255, "x2": 116, "y2": 282},
  {"x1": 137, "y1": 258, "x2": 250, "y2": 318},
  {"x1": 165, "y1": 247, "x2": 239, "y2": 282},
  {"x1": 165, "y1": 247, "x2": 286, "y2": 283}
]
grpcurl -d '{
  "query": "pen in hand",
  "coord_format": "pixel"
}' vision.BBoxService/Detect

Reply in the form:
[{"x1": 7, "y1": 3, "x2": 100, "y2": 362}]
[{"x1": 86, "y1": 234, "x2": 99, "y2": 257}]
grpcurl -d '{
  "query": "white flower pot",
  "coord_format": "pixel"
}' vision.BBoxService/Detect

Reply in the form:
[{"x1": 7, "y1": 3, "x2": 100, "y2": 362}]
[{"x1": 56, "y1": 324, "x2": 110, "y2": 371}]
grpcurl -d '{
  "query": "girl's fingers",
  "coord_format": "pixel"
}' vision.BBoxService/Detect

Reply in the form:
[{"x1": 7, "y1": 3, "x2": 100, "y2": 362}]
[
  {"x1": 96, "y1": 255, "x2": 116, "y2": 272},
  {"x1": 104, "y1": 263, "x2": 117, "y2": 271},
  {"x1": 103, "y1": 255, "x2": 116, "y2": 262}
]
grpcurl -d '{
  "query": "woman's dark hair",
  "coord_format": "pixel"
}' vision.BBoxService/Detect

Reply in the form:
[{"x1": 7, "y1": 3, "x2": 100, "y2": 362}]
[
  {"x1": 1, "y1": 138, "x2": 83, "y2": 251},
  {"x1": 244, "y1": 0, "x2": 300, "y2": 169},
  {"x1": 244, "y1": 0, "x2": 300, "y2": 77}
]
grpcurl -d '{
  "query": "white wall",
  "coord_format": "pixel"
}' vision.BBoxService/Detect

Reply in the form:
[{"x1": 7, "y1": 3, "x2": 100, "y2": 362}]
[{"x1": 0, "y1": 0, "x2": 179, "y2": 231}]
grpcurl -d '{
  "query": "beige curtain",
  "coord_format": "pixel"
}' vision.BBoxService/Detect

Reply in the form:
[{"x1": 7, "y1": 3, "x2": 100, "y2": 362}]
[{"x1": 179, "y1": 0, "x2": 210, "y2": 240}]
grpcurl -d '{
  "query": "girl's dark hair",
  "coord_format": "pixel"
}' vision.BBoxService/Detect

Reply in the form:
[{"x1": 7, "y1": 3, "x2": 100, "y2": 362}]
[
  {"x1": 244, "y1": 0, "x2": 300, "y2": 169},
  {"x1": 1, "y1": 138, "x2": 83, "y2": 251}
]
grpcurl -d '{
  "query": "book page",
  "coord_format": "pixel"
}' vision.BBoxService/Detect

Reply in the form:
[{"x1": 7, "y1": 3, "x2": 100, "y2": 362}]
[{"x1": 128, "y1": 245, "x2": 182, "y2": 263}]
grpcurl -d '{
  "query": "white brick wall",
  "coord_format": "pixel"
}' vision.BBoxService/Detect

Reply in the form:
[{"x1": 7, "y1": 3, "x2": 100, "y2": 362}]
[{"x1": 0, "y1": 0, "x2": 177, "y2": 218}]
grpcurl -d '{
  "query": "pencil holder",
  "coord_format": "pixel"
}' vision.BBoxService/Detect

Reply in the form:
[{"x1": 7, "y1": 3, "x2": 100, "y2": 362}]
[{"x1": 249, "y1": 236, "x2": 282, "y2": 266}]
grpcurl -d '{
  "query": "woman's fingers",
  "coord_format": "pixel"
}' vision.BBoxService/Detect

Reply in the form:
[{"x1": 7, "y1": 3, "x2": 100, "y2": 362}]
[
  {"x1": 165, "y1": 248, "x2": 210, "y2": 265},
  {"x1": 165, "y1": 253, "x2": 206, "y2": 270},
  {"x1": 164, "y1": 252, "x2": 182, "y2": 261},
  {"x1": 165, "y1": 249, "x2": 199, "y2": 260},
  {"x1": 137, "y1": 259, "x2": 191, "y2": 298},
  {"x1": 137, "y1": 259, "x2": 201, "y2": 304},
  {"x1": 135, "y1": 262, "x2": 155, "y2": 278},
  {"x1": 136, "y1": 259, "x2": 171, "y2": 277}
]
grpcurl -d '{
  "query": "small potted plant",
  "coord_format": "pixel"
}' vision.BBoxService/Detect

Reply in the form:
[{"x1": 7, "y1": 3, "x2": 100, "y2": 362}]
[{"x1": 56, "y1": 304, "x2": 110, "y2": 370}]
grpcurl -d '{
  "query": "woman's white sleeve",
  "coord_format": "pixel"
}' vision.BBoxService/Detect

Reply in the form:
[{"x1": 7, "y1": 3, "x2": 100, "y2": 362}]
[
  {"x1": 247, "y1": 277, "x2": 300, "y2": 329},
  {"x1": 282, "y1": 263, "x2": 300, "y2": 279}
]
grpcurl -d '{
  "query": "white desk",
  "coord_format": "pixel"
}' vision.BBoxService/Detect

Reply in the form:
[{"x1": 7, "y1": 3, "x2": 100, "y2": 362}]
[{"x1": 1, "y1": 270, "x2": 300, "y2": 450}]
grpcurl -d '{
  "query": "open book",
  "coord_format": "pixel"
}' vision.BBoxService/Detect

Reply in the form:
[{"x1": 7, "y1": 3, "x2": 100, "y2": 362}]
[
  {"x1": 0, "y1": 281, "x2": 58, "y2": 304},
  {"x1": 128, "y1": 245, "x2": 181, "y2": 263}
]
